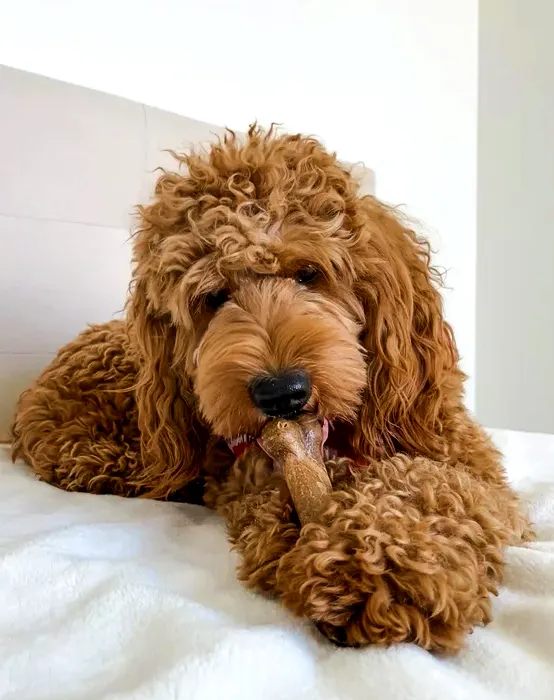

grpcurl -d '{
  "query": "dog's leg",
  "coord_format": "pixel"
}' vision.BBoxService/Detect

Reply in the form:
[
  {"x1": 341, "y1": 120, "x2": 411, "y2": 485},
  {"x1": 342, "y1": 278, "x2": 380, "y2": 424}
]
[
  {"x1": 205, "y1": 445, "x2": 302, "y2": 594},
  {"x1": 12, "y1": 387, "x2": 143, "y2": 497},
  {"x1": 272, "y1": 455, "x2": 528, "y2": 653}
]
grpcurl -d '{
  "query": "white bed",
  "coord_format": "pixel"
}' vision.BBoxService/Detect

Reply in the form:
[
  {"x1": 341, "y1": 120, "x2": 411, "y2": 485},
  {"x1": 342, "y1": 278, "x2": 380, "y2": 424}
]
[{"x1": 1, "y1": 429, "x2": 553, "y2": 700}]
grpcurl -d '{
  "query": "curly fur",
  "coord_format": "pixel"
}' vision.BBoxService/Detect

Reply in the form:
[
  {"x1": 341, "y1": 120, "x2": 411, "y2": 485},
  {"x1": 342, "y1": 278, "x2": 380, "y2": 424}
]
[{"x1": 12, "y1": 125, "x2": 530, "y2": 653}]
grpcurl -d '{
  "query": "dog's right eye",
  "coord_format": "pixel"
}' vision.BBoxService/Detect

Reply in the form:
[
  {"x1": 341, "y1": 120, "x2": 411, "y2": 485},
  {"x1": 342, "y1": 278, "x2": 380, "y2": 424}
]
[
  {"x1": 295, "y1": 266, "x2": 319, "y2": 285},
  {"x1": 206, "y1": 289, "x2": 230, "y2": 310}
]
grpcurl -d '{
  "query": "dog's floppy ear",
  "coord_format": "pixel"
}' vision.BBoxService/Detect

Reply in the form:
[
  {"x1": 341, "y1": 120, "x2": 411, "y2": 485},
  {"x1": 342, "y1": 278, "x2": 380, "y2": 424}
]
[
  {"x1": 128, "y1": 289, "x2": 203, "y2": 499},
  {"x1": 352, "y1": 198, "x2": 463, "y2": 461},
  {"x1": 126, "y1": 174, "x2": 205, "y2": 499}
]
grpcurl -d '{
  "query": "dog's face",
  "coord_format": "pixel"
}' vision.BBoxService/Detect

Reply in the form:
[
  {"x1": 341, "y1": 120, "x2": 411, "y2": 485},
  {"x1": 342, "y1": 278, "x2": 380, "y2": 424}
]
[
  {"x1": 192, "y1": 237, "x2": 368, "y2": 441},
  {"x1": 130, "y1": 127, "x2": 459, "y2": 482}
]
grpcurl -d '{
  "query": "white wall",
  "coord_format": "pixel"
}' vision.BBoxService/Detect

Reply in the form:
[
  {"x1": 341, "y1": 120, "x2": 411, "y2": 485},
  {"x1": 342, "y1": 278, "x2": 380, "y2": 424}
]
[
  {"x1": 477, "y1": 0, "x2": 554, "y2": 434},
  {"x1": 0, "y1": 0, "x2": 478, "y2": 407}
]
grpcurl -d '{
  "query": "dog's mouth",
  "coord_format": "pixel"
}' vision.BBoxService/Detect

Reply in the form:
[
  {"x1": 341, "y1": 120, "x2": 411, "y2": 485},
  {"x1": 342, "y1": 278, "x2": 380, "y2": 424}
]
[{"x1": 226, "y1": 417, "x2": 336, "y2": 460}]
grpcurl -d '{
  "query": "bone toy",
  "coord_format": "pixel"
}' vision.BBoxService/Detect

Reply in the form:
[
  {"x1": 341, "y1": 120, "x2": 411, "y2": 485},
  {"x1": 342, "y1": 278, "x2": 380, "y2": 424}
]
[{"x1": 258, "y1": 417, "x2": 332, "y2": 526}]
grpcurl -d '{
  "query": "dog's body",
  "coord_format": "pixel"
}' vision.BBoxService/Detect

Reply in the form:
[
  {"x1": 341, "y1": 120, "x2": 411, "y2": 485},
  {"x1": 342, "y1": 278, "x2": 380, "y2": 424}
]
[{"x1": 12, "y1": 127, "x2": 529, "y2": 652}]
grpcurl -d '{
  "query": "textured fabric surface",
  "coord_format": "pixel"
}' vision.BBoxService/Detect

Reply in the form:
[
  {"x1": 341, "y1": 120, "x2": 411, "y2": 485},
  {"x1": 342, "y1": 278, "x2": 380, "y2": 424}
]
[{"x1": 1, "y1": 430, "x2": 553, "y2": 700}]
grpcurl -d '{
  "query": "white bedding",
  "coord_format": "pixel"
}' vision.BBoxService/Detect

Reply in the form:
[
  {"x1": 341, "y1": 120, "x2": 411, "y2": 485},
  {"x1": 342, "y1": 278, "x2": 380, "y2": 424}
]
[{"x1": 1, "y1": 430, "x2": 553, "y2": 700}]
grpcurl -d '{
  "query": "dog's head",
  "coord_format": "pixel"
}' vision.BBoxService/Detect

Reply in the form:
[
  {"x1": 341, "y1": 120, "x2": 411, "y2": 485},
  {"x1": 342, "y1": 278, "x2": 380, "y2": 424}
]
[{"x1": 129, "y1": 126, "x2": 462, "y2": 494}]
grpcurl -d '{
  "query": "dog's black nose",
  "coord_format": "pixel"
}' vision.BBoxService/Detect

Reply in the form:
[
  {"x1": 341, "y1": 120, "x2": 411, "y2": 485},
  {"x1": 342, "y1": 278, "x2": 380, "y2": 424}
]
[{"x1": 249, "y1": 370, "x2": 311, "y2": 418}]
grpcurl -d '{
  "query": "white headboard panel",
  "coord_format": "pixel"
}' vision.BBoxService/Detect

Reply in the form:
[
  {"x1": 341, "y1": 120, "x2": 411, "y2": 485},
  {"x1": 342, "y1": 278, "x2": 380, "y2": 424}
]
[{"x1": 0, "y1": 65, "x2": 374, "y2": 439}]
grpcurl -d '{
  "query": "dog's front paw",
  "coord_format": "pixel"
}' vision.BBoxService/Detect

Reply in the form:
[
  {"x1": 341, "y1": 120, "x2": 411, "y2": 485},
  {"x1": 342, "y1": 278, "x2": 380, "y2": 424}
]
[{"x1": 274, "y1": 472, "x2": 497, "y2": 653}]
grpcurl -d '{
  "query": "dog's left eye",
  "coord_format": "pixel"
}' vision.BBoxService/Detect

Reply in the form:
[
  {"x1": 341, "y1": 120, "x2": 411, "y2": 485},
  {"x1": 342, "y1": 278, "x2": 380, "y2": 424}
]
[
  {"x1": 206, "y1": 289, "x2": 230, "y2": 310},
  {"x1": 295, "y1": 266, "x2": 319, "y2": 285}
]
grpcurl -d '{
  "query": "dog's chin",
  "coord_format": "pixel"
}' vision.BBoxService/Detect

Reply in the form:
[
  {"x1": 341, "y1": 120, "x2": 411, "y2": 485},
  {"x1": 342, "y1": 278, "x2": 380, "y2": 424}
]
[{"x1": 226, "y1": 416, "x2": 340, "y2": 460}]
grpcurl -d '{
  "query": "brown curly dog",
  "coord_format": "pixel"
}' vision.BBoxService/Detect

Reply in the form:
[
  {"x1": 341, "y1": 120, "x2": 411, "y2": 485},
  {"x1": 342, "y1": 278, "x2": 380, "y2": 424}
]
[{"x1": 12, "y1": 125, "x2": 530, "y2": 653}]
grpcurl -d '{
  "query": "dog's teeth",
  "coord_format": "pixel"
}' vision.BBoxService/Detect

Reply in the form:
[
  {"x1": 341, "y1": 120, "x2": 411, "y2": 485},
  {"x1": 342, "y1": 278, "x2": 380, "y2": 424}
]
[{"x1": 228, "y1": 434, "x2": 251, "y2": 449}]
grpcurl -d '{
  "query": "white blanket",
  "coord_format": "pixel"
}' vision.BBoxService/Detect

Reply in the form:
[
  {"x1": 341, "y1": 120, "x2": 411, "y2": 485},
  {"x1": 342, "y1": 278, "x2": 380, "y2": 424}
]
[{"x1": 1, "y1": 430, "x2": 553, "y2": 700}]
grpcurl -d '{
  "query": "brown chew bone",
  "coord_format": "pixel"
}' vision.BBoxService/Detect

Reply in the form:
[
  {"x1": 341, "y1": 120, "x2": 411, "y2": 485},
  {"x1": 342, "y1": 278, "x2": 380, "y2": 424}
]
[{"x1": 259, "y1": 417, "x2": 332, "y2": 526}]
